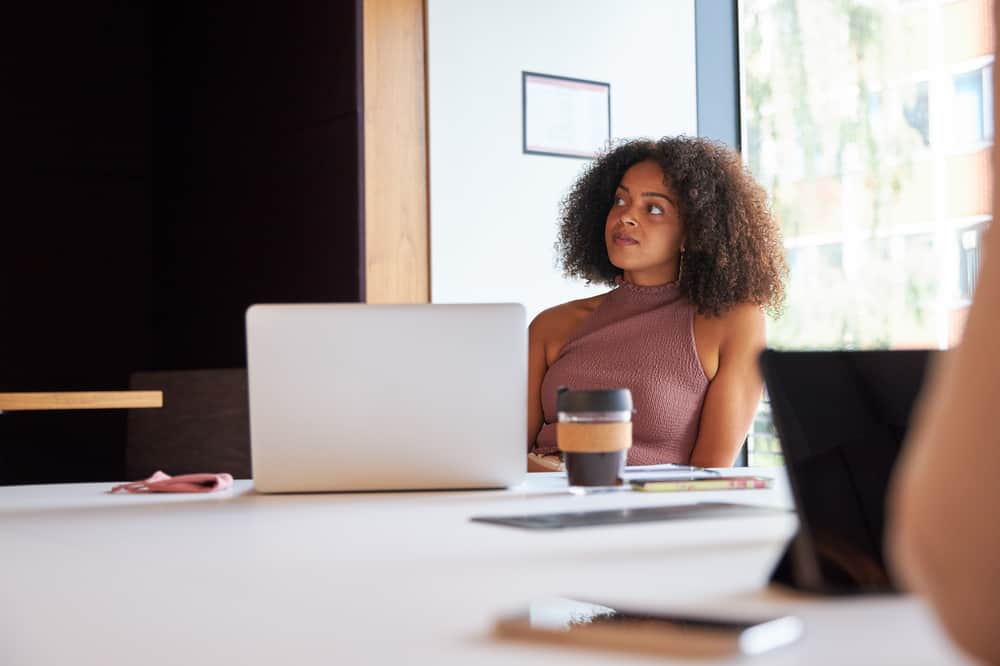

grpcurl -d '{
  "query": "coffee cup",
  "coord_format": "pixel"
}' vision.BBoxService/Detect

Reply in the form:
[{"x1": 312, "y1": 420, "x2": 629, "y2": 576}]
[{"x1": 555, "y1": 387, "x2": 632, "y2": 487}]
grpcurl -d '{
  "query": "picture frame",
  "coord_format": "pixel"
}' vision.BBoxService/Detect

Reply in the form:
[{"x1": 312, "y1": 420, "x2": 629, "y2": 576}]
[{"x1": 522, "y1": 71, "x2": 611, "y2": 159}]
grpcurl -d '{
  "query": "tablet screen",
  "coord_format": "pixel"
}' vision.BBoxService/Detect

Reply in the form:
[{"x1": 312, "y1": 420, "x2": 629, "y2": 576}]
[{"x1": 760, "y1": 349, "x2": 932, "y2": 593}]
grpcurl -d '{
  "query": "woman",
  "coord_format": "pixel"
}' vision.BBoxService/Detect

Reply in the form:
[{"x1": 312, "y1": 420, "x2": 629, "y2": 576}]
[{"x1": 527, "y1": 137, "x2": 786, "y2": 470}]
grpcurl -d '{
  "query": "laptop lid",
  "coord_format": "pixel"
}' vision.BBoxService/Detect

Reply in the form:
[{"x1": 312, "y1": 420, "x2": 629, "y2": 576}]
[
  {"x1": 760, "y1": 349, "x2": 932, "y2": 594},
  {"x1": 246, "y1": 303, "x2": 527, "y2": 493}
]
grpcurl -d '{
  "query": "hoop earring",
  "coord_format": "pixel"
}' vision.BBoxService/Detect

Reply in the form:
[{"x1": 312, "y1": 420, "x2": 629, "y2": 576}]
[{"x1": 677, "y1": 249, "x2": 685, "y2": 283}]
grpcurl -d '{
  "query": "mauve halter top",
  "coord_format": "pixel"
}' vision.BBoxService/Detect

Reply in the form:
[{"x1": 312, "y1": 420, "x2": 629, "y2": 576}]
[{"x1": 533, "y1": 280, "x2": 710, "y2": 465}]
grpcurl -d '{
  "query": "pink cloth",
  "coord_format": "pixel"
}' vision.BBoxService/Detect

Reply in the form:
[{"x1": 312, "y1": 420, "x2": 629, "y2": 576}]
[
  {"x1": 110, "y1": 470, "x2": 234, "y2": 494},
  {"x1": 534, "y1": 280, "x2": 709, "y2": 465}
]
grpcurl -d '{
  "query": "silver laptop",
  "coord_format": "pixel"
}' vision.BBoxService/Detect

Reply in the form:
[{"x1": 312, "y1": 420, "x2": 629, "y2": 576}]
[{"x1": 245, "y1": 303, "x2": 527, "y2": 493}]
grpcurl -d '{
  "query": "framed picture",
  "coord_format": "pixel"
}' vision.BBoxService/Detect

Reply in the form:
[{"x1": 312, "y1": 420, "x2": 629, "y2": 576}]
[{"x1": 522, "y1": 71, "x2": 611, "y2": 159}]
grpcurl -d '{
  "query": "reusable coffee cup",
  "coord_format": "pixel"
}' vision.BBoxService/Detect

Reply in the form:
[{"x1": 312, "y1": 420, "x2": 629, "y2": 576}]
[{"x1": 555, "y1": 387, "x2": 633, "y2": 487}]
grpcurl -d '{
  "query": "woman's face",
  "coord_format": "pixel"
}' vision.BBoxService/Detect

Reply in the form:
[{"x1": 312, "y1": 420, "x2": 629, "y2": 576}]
[{"x1": 604, "y1": 159, "x2": 685, "y2": 285}]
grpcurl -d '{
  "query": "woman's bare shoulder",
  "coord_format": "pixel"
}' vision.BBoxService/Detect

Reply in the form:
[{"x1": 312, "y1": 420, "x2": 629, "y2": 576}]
[
  {"x1": 530, "y1": 292, "x2": 609, "y2": 343},
  {"x1": 693, "y1": 303, "x2": 765, "y2": 377},
  {"x1": 718, "y1": 302, "x2": 764, "y2": 327},
  {"x1": 695, "y1": 302, "x2": 764, "y2": 334},
  {"x1": 532, "y1": 293, "x2": 606, "y2": 327}
]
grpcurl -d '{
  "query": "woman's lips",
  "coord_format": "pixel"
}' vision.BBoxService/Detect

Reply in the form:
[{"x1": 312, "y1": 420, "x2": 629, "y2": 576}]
[{"x1": 613, "y1": 232, "x2": 639, "y2": 246}]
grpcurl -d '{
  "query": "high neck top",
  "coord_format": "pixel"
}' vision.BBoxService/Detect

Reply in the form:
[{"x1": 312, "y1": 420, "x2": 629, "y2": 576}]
[{"x1": 533, "y1": 281, "x2": 709, "y2": 465}]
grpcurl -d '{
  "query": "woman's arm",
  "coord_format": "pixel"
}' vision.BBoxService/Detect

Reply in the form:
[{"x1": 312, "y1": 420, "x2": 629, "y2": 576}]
[
  {"x1": 887, "y1": 225, "x2": 1000, "y2": 664},
  {"x1": 689, "y1": 304, "x2": 766, "y2": 468},
  {"x1": 526, "y1": 314, "x2": 549, "y2": 452},
  {"x1": 526, "y1": 296, "x2": 606, "y2": 455}
]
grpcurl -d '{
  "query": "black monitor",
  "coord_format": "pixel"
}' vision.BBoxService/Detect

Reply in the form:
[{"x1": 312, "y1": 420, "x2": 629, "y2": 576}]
[{"x1": 760, "y1": 349, "x2": 933, "y2": 594}]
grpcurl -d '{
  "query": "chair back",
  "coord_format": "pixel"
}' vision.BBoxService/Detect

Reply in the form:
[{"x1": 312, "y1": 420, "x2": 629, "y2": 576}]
[{"x1": 126, "y1": 368, "x2": 251, "y2": 479}]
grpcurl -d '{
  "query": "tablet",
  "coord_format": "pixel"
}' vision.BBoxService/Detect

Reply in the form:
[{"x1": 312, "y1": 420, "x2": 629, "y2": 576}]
[
  {"x1": 470, "y1": 502, "x2": 789, "y2": 530},
  {"x1": 760, "y1": 349, "x2": 932, "y2": 594}
]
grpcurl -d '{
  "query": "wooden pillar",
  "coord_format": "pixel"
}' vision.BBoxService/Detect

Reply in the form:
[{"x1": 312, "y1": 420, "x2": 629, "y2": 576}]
[{"x1": 362, "y1": 0, "x2": 431, "y2": 303}]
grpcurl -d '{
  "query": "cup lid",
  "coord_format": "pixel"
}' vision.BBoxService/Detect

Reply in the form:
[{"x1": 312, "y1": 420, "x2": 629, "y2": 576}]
[{"x1": 556, "y1": 387, "x2": 633, "y2": 413}]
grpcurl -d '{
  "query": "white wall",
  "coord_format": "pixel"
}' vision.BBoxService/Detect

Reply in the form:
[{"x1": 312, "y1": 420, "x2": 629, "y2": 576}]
[{"x1": 427, "y1": 0, "x2": 698, "y2": 321}]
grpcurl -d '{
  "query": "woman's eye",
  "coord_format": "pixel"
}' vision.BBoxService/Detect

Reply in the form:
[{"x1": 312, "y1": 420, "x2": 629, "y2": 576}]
[
  {"x1": 649, "y1": 204, "x2": 664, "y2": 215},
  {"x1": 614, "y1": 196, "x2": 626, "y2": 206}
]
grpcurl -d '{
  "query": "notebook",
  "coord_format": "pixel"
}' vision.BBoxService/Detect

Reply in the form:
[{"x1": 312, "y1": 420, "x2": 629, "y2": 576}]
[
  {"x1": 245, "y1": 303, "x2": 527, "y2": 493},
  {"x1": 759, "y1": 348, "x2": 933, "y2": 594}
]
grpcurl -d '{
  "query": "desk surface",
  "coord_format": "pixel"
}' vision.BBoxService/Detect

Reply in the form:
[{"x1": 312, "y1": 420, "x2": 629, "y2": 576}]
[{"x1": 2, "y1": 470, "x2": 967, "y2": 665}]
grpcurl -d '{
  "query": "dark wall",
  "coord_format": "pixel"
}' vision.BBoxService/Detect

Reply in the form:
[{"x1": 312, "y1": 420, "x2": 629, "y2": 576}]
[
  {"x1": 1, "y1": 2, "x2": 155, "y2": 484},
  {"x1": 152, "y1": 2, "x2": 364, "y2": 370},
  {"x1": 0, "y1": 1, "x2": 363, "y2": 484}
]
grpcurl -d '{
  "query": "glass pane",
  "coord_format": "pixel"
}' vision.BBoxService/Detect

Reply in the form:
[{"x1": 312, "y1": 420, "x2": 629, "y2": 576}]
[
  {"x1": 740, "y1": 0, "x2": 994, "y2": 466},
  {"x1": 953, "y1": 68, "x2": 985, "y2": 144},
  {"x1": 903, "y1": 81, "x2": 931, "y2": 146}
]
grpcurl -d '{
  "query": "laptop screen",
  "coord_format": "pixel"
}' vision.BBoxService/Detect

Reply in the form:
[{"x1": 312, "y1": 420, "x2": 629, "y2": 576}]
[{"x1": 760, "y1": 349, "x2": 932, "y2": 593}]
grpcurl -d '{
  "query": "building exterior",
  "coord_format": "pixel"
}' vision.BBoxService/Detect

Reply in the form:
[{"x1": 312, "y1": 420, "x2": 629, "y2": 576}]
[{"x1": 741, "y1": 0, "x2": 994, "y2": 464}]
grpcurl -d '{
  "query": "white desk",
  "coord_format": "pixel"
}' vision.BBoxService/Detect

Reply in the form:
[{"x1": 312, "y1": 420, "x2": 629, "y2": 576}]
[{"x1": 1, "y1": 470, "x2": 968, "y2": 665}]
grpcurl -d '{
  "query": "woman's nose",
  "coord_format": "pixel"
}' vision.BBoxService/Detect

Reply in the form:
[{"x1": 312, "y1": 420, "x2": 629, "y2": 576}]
[{"x1": 622, "y1": 215, "x2": 638, "y2": 227}]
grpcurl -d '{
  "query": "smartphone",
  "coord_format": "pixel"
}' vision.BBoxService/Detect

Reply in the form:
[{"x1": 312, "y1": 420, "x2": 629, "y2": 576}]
[{"x1": 493, "y1": 597, "x2": 803, "y2": 658}]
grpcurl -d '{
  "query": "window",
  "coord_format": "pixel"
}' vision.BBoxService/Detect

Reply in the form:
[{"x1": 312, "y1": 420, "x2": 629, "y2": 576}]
[
  {"x1": 741, "y1": 0, "x2": 993, "y2": 466},
  {"x1": 903, "y1": 81, "x2": 930, "y2": 147},
  {"x1": 952, "y1": 64, "x2": 993, "y2": 146},
  {"x1": 958, "y1": 223, "x2": 987, "y2": 300}
]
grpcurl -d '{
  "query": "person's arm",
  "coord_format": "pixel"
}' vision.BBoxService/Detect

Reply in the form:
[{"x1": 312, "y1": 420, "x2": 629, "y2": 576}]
[
  {"x1": 689, "y1": 304, "x2": 766, "y2": 468},
  {"x1": 887, "y1": 225, "x2": 1000, "y2": 664},
  {"x1": 526, "y1": 314, "x2": 549, "y2": 452}
]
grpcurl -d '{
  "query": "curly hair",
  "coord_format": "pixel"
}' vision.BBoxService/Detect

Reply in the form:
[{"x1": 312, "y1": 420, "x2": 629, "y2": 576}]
[{"x1": 556, "y1": 136, "x2": 787, "y2": 317}]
